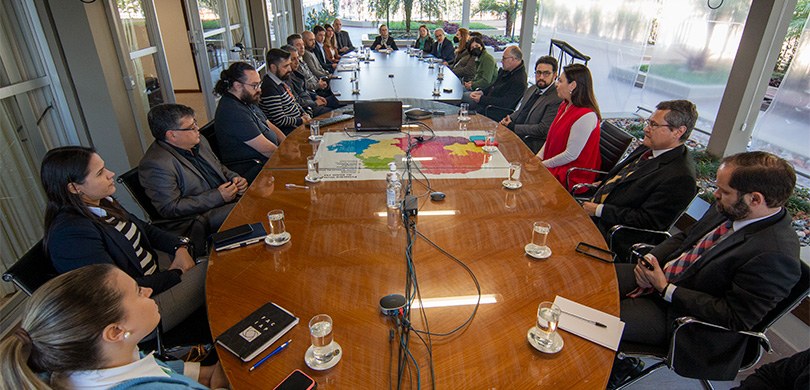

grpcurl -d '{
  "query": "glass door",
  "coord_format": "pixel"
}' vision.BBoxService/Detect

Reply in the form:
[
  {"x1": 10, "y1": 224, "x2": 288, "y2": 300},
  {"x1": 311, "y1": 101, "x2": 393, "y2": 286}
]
[{"x1": 266, "y1": 0, "x2": 294, "y2": 47}]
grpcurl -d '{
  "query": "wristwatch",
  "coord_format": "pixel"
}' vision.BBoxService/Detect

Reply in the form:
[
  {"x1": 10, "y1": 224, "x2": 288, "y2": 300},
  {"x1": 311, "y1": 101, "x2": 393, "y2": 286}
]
[{"x1": 173, "y1": 236, "x2": 190, "y2": 252}]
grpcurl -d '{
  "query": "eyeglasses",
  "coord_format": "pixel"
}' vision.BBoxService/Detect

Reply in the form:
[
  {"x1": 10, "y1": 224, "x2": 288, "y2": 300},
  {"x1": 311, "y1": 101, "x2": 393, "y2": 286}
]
[
  {"x1": 643, "y1": 119, "x2": 673, "y2": 130},
  {"x1": 171, "y1": 120, "x2": 199, "y2": 132},
  {"x1": 535, "y1": 70, "x2": 553, "y2": 77},
  {"x1": 240, "y1": 81, "x2": 262, "y2": 91}
]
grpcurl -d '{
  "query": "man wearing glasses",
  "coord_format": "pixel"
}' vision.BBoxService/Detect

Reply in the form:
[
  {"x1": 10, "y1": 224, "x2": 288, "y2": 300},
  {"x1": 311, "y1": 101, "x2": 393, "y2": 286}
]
[
  {"x1": 430, "y1": 28, "x2": 455, "y2": 63},
  {"x1": 139, "y1": 103, "x2": 248, "y2": 241},
  {"x1": 462, "y1": 45, "x2": 527, "y2": 121},
  {"x1": 499, "y1": 56, "x2": 563, "y2": 153},
  {"x1": 581, "y1": 100, "x2": 698, "y2": 260}
]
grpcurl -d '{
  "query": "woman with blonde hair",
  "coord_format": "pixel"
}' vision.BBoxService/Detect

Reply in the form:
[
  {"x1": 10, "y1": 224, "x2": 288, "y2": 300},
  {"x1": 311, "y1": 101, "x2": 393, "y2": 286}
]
[
  {"x1": 0, "y1": 264, "x2": 227, "y2": 389},
  {"x1": 323, "y1": 23, "x2": 341, "y2": 64},
  {"x1": 450, "y1": 28, "x2": 476, "y2": 81}
]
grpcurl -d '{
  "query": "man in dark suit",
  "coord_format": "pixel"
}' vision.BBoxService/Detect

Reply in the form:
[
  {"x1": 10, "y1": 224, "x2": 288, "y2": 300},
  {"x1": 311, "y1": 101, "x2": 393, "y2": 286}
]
[
  {"x1": 612, "y1": 151, "x2": 800, "y2": 383},
  {"x1": 139, "y1": 104, "x2": 247, "y2": 236},
  {"x1": 581, "y1": 100, "x2": 698, "y2": 258},
  {"x1": 430, "y1": 28, "x2": 455, "y2": 63},
  {"x1": 333, "y1": 19, "x2": 355, "y2": 54},
  {"x1": 500, "y1": 55, "x2": 563, "y2": 153},
  {"x1": 464, "y1": 45, "x2": 527, "y2": 121},
  {"x1": 311, "y1": 25, "x2": 334, "y2": 72}
]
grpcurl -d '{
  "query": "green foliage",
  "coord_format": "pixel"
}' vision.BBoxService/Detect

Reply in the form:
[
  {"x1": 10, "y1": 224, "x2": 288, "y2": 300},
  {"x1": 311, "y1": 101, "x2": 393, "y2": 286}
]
[
  {"x1": 306, "y1": 8, "x2": 338, "y2": 31},
  {"x1": 475, "y1": 0, "x2": 521, "y2": 36},
  {"x1": 647, "y1": 63, "x2": 729, "y2": 85},
  {"x1": 386, "y1": 21, "x2": 494, "y2": 31},
  {"x1": 692, "y1": 150, "x2": 720, "y2": 181},
  {"x1": 787, "y1": 187, "x2": 810, "y2": 216},
  {"x1": 201, "y1": 20, "x2": 221, "y2": 30},
  {"x1": 625, "y1": 122, "x2": 645, "y2": 139}
]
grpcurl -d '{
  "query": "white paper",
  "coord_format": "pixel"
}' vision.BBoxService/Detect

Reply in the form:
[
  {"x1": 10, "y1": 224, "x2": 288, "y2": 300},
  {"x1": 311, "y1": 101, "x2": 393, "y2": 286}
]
[{"x1": 553, "y1": 296, "x2": 625, "y2": 351}]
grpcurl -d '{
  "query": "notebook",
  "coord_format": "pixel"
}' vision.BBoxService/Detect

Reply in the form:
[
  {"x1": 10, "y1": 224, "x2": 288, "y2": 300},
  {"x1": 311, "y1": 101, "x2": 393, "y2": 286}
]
[
  {"x1": 354, "y1": 101, "x2": 403, "y2": 132},
  {"x1": 216, "y1": 302, "x2": 299, "y2": 362},
  {"x1": 211, "y1": 222, "x2": 267, "y2": 251},
  {"x1": 553, "y1": 296, "x2": 625, "y2": 351}
]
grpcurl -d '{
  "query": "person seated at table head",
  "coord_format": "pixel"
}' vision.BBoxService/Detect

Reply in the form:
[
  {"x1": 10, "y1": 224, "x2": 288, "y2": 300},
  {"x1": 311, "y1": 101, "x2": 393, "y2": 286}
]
[
  {"x1": 613, "y1": 151, "x2": 799, "y2": 374},
  {"x1": 581, "y1": 100, "x2": 698, "y2": 259},
  {"x1": 301, "y1": 30, "x2": 331, "y2": 79},
  {"x1": 463, "y1": 36, "x2": 497, "y2": 92},
  {"x1": 372, "y1": 24, "x2": 398, "y2": 51},
  {"x1": 41, "y1": 146, "x2": 207, "y2": 332},
  {"x1": 284, "y1": 45, "x2": 334, "y2": 117},
  {"x1": 430, "y1": 28, "x2": 455, "y2": 64},
  {"x1": 462, "y1": 45, "x2": 526, "y2": 121},
  {"x1": 139, "y1": 103, "x2": 246, "y2": 238},
  {"x1": 499, "y1": 55, "x2": 563, "y2": 153},
  {"x1": 323, "y1": 24, "x2": 341, "y2": 64},
  {"x1": 538, "y1": 63, "x2": 602, "y2": 191},
  {"x1": 411, "y1": 25, "x2": 434, "y2": 54},
  {"x1": 0, "y1": 264, "x2": 228, "y2": 389},
  {"x1": 311, "y1": 25, "x2": 335, "y2": 72},
  {"x1": 259, "y1": 48, "x2": 312, "y2": 135},
  {"x1": 213, "y1": 61, "x2": 286, "y2": 182},
  {"x1": 450, "y1": 28, "x2": 476, "y2": 82},
  {"x1": 332, "y1": 18, "x2": 355, "y2": 53}
]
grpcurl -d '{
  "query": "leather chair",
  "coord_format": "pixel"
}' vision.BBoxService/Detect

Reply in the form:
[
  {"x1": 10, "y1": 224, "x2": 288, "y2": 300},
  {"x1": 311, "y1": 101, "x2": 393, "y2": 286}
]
[
  {"x1": 566, "y1": 120, "x2": 635, "y2": 191},
  {"x1": 116, "y1": 167, "x2": 193, "y2": 229},
  {"x1": 615, "y1": 260, "x2": 810, "y2": 389}
]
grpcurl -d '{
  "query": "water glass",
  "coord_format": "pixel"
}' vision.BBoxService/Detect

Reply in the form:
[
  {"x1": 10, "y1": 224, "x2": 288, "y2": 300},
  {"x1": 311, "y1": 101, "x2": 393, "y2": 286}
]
[
  {"x1": 433, "y1": 80, "x2": 441, "y2": 96},
  {"x1": 507, "y1": 162, "x2": 522, "y2": 185},
  {"x1": 535, "y1": 302, "x2": 561, "y2": 347},
  {"x1": 459, "y1": 103, "x2": 470, "y2": 122},
  {"x1": 309, "y1": 120, "x2": 322, "y2": 141},
  {"x1": 308, "y1": 314, "x2": 339, "y2": 365},
  {"x1": 306, "y1": 156, "x2": 320, "y2": 182},
  {"x1": 438, "y1": 65, "x2": 444, "y2": 79},
  {"x1": 352, "y1": 80, "x2": 360, "y2": 94},
  {"x1": 351, "y1": 69, "x2": 358, "y2": 81},
  {"x1": 526, "y1": 221, "x2": 551, "y2": 257},
  {"x1": 266, "y1": 209, "x2": 287, "y2": 244},
  {"x1": 482, "y1": 128, "x2": 497, "y2": 153}
]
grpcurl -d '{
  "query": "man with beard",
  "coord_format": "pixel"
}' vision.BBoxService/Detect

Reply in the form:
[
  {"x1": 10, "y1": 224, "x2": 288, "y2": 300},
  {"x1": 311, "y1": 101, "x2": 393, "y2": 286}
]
[
  {"x1": 610, "y1": 151, "x2": 800, "y2": 387},
  {"x1": 333, "y1": 19, "x2": 355, "y2": 54},
  {"x1": 258, "y1": 48, "x2": 311, "y2": 135},
  {"x1": 283, "y1": 45, "x2": 332, "y2": 117},
  {"x1": 287, "y1": 34, "x2": 338, "y2": 103},
  {"x1": 301, "y1": 31, "x2": 330, "y2": 79},
  {"x1": 499, "y1": 56, "x2": 563, "y2": 153},
  {"x1": 581, "y1": 100, "x2": 698, "y2": 260},
  {"x1": 213, "y1": 62, "x2": 286, "y2": 182},
  {"x1": 463, "y1": 45, "x2": 527, "y2": 121},
  {"x1": 463, "y1": 36, "x2": 497, "y2": 92}
]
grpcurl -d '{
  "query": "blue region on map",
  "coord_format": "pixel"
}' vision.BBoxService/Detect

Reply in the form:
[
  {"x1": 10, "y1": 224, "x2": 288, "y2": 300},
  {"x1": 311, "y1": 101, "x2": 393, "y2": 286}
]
[{"x1": 326, "y1": 138, "x2": 379, "y2": 154}]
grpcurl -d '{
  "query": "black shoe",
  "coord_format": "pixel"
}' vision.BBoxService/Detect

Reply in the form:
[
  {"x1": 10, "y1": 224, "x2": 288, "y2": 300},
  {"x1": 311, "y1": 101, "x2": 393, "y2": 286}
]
[{"x1": 607, "y1": 356, "x2": 645, "y2": 389}]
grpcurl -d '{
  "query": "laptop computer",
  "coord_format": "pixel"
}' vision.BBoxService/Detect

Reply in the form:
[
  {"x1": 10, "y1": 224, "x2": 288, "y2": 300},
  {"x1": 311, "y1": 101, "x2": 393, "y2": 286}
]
[{"x1": 354, "y1": 101, "x2": 403, "y2": 132}]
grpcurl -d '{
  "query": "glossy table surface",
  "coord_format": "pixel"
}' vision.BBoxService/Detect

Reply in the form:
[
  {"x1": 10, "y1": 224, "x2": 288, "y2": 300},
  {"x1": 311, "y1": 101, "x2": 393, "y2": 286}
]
[
  {"x1": 328, "y1": 50, "x2": 464, "y2": 104},
  {"x1": 207, "y1": 111, "x2": 618, "y2": 389}
]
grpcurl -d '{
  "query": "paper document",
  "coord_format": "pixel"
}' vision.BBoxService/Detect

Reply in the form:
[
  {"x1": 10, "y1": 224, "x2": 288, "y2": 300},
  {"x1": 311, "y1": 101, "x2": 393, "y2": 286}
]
[{"x1": 553, "y1": 296, "x2": 625, "y2": 351}]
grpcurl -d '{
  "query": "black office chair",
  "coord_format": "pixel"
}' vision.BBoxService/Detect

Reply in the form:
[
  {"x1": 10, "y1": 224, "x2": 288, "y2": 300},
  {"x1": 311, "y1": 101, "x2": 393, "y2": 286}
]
[
  {"x1": 198, "y1": 120, "x2": 263, "y2": 180},
  {"x1": 2, "y1": 240, "x2": 57, "y2": 296},
  {"x1": 116, "y1": 167, "x2": 192, "y2": 229},
  {"x1": 616, "y1": 261, "x2": 810, "y2": 389},
  {"x1": 483, "y1": 104, "x2": 515, "y2": 122},
  {"x1": 566, "y1": 120, "x2": 635, "y2": 191}
]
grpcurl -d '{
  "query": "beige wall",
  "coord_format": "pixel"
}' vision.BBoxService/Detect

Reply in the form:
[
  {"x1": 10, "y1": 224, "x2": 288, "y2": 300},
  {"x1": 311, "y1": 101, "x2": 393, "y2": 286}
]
[{"x1": 155, "y1": 0, "x2": 200, "y2": 91}]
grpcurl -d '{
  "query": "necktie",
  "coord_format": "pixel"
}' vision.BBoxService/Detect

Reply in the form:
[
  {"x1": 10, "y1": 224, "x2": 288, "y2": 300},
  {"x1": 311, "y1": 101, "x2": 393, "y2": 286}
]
[
  {"x1": 591, "y1": 150, "x2": 652, "y2": 203},
  {"x1": 627, "y1": 220, "x2": 733, "y2": 298}
]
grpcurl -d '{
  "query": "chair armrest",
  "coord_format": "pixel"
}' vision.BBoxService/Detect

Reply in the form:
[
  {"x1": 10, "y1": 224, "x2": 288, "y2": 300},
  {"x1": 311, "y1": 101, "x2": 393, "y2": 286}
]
[
  {"x1": 565, "y1": 167, "x2": 607, "y2": 191},
  {"x1": 570, "y1": 182, "x2": 599, "y2": 196},
  {"x1": 608, "y1": 225, "x2": 671, "y2": 253}
]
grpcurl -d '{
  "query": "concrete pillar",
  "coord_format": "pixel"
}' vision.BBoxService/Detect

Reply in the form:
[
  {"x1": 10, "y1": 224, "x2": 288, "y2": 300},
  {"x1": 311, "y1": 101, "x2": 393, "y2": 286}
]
[
  {"x1": 462, "y1": 0, "x2": 471, "y2": 28},
  {"x1": 518, "y1": 0, "x2": 537, "y2": 62}
]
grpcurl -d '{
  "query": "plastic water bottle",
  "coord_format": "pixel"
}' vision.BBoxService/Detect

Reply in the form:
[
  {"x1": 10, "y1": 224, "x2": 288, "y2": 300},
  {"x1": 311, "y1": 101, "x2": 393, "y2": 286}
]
[{"x1": 386, "y1": 162, "x2": 402, "y2": 209}]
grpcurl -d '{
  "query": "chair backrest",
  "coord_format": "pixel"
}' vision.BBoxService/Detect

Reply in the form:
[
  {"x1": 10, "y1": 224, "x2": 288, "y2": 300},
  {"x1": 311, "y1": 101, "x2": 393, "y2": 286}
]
[
  {"x1": 548, "y1": 39, "x2": 590, "y2": 66},
  {"x1": 199, "y1": 120, "x2": 220, "y2": 157},
  {"x1": 116, "y1": 167, "x2": 163, "y2": 223},
  {"x1": 599, "y1": 121, "x2": 635, "y2": 173},
  {"x1": 2, "y1": 240, "x2": 57, "y2": 296},
  {"x1": 756, "y1": 261, "x2": 810, "y2": 332}
]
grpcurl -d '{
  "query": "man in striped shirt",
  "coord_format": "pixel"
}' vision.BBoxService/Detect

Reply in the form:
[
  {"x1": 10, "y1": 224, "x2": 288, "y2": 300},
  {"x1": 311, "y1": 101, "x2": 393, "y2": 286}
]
[{"x1": 259, "y1": 48, "x2": 311, "y2": 135}]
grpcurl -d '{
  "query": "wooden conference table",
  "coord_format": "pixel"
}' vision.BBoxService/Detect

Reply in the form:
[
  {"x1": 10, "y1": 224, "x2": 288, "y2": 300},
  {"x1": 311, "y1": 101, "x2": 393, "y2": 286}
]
[
  {"x1": 328, "y1": 50, "x2": 465, "y2": 104},
  {"x1": 206, "y1": 111, "x2": 619, "y2": 388}
]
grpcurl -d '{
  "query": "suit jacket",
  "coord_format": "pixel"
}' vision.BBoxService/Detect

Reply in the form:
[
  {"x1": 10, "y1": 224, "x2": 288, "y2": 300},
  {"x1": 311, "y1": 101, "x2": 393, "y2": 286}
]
[
  {"x1": 478, "y1": 62, "x2": 527, "y2": 121},
  {"x1": 412, "y1": 36, "x2": 434, "y2": 52},
  {"x1": 650, "y1": 206, "x2": 800, "y2": 332},
  {"x1": 336, "y1": 30, "x2": 355, "y2": 52},
  {"x1": 372, "y1": 35, "x2": 398, "y2": 50},
  {"x1": 594, "y1": 145, "x2": 697, "y2": 252},
  {"x1": 508, "y1": 84, "x2": 563, "y2": 153},
  {"x1": 312, "y1": 43, "x2": 332, "y2": 73},
  {"x1": 303, "y1": 50, "x2": 329, "y2": 78},
  {"x1": 138, "y1": 138, "x2": 238, "y2": 222},
  {"x1": 48, "y1": 210, "x2": 184, "y2": 294},
  {"x1": 431, "y1": 39, "x2": 455, "y2": 63}
]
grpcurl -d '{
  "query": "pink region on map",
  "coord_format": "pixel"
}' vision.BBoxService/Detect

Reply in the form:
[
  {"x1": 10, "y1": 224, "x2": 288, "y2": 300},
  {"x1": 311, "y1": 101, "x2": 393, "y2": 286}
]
[{"x1": 394, "y1": 136, "x2": 487, "y2": 174}]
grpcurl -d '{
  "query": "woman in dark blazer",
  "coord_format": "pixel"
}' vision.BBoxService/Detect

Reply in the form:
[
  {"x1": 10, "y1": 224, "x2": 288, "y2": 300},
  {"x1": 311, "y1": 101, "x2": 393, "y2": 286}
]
[
  {"x1": 41, "y1": 146, "x2": 206, "y2": 331},
  {"x1": 371, "y1": 24, "x2": 398, "y2": 51}
]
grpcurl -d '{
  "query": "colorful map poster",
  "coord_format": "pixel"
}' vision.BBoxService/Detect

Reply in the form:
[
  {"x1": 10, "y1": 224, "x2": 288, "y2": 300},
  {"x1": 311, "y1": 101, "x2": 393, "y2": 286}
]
[{"x1": 315, "y1": 131, "x2": 510, "y2": 181}]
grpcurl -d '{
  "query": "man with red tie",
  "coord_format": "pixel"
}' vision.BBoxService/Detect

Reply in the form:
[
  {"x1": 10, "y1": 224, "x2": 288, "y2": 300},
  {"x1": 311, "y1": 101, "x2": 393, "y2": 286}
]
[
  {"x1": 611, "y1": 151, "x2": 801, "y2": 385},
  {"x1": 259, "y1": 48, "x2": 311, "y2": 135}
]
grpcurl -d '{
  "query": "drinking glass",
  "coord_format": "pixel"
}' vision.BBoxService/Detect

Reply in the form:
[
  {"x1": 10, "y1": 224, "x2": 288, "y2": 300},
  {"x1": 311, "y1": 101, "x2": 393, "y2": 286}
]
[
  {"x1": 307, "y1": 314, "x2": 339, "y2": 366},
  {"x1": 526, "y1": 221, "x2": 551, "y2": 257},
  {"x1": 535, "y1": 302, "x2": 561, "y2": 348},
  {"x1": 266, "y1": 209, "x2": 287, "y2": 244},
  {"x1": 351, "y1": 69, "x2": 358, "y2": 81},
  {"x1": 507, "y1": 162, "x2": 522, "y2": 184},
  {"x1": 459, "y1": 103, "x2": 470, "y2": 122},
  {"x1": 438, "y1": 65, "x2": 444, "y2": 80},
  {"x1": 352, "y1": 80, "x2": 360, "y2": 94},
  {"x1": 309, "y1": 120, "x2": 322, "y2": 141},
  {"x1": 306, "y1": 156, "x2": 320, "y2": 182},
  {"x1": 433, "y1": 80, "x2": 441, "y2": 96},
  {"x1": 482, "y1": 128, "x2": 498, "y2": 153}
]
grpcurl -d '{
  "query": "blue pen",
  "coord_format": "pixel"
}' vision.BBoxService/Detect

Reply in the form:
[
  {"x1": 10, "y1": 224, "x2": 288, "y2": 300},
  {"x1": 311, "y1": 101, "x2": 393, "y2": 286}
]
[{"x1": 249, "y1": 339, "x2": 292, "y2": 372}]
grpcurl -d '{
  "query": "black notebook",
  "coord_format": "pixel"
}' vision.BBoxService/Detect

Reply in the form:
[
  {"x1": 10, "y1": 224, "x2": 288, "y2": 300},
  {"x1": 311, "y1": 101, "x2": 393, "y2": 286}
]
[
  {"x1": 211, "y1": 222, "x2": 267, "y2": 251},
  {"x1": 216, "y1": 302, "x2": 299, "y2": 362}
]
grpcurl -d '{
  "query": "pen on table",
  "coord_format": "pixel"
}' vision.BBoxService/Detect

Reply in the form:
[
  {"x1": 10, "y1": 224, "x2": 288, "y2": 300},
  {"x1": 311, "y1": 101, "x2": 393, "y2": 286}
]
[
  {"x1": 249, "y1": 339, "x2": 292, "y2": 372},
  {"x1": 285, "y1": 183, "x2": 310, "y2": 190},
  {"x1": 561, "y1": 310, "x2": 607, "y2": 328}
]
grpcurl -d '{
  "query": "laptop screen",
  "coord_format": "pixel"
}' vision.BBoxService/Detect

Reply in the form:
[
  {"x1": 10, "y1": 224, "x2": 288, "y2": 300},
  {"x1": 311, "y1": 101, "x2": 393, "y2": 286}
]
[{"x1": 354, "y1": 101, "x2": 403, "y2": 132}]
